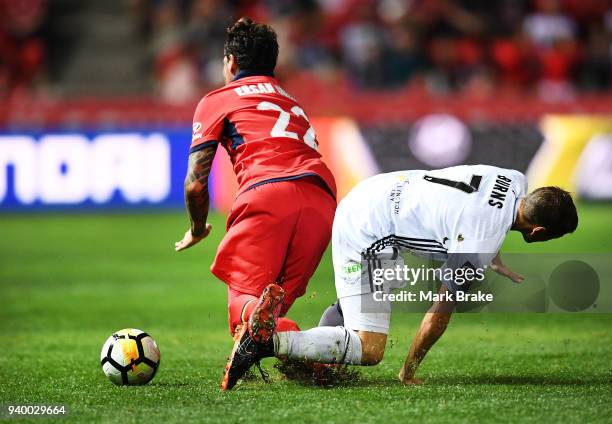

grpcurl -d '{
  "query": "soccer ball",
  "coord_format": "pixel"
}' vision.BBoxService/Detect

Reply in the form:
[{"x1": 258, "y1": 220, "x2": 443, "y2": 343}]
[{"x1": 100, "y1": 328, "x2": 160, "y2": 385}]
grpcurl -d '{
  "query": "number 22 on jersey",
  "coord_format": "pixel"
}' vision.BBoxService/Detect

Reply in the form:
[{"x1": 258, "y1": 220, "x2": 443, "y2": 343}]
[{"x1": 257, "y1": 101, "x2": 318, "y2": 150}]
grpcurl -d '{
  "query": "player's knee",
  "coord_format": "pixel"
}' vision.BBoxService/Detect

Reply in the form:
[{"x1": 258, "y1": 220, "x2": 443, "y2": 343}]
[
  {"x1": 357, "y1": 331, "x2": 387, "y2": 365},
  {"x1": 361, "y1": 345, "x2": 385, "y2": 365}
]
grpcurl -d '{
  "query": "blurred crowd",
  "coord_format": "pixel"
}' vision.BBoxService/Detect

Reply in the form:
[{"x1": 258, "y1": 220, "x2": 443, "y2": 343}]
[
  {"x1": 0, "y1": 0, "x2": 47, "y2": 98},
  {"x1": 1, "y1": 0, "x2": 611, "y2": 101},
  {"x1": 135, "y1": 0, "x2": 612, "y2": 102}
]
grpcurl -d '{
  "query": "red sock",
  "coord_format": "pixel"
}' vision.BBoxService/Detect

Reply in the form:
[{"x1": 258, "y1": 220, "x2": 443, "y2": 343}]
[
  {"x1": 228, "y1": 294, "x2": 257, "y2": 335},
  {"x1": 277, "y1": 317, "x2": 300, "y2": 332}
]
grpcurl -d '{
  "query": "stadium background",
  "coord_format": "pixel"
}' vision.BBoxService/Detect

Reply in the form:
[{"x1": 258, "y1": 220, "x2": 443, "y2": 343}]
[{"x1": 1, "y1": 1, "x2": 612, "y2": 423}]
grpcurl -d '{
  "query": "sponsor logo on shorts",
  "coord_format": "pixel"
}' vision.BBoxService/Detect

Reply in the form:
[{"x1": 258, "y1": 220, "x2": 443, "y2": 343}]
[{"x1": 340, "y1": 260, "x2": 362, "y2": 285}]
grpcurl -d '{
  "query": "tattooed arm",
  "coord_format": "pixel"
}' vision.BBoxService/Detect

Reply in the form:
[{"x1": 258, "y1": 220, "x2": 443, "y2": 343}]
[{"x1": 175, "y1": 145, "x2": 217, "y2": 251}]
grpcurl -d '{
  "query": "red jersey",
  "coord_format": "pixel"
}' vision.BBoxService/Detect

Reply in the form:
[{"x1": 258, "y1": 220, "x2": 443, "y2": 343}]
[{"x1": 190, "y1": 71, "x2": 336, "y2": 197}]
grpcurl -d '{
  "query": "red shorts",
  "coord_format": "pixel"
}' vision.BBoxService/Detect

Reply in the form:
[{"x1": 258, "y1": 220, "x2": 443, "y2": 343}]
[{"x1": 211, "y1": 176, "x2": 336, "y2": 314}]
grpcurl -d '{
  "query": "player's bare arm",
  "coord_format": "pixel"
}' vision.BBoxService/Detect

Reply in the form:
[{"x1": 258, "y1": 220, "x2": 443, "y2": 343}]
[
  {"x1": 398, "y1": 285, "x2": 455, "y2": 385},
  {"x1": 175, "y1": 146, "x2": 216, "y2": 251},
  {"x1": 397, "y1": 255, "x2": 523, "y2": 384}
]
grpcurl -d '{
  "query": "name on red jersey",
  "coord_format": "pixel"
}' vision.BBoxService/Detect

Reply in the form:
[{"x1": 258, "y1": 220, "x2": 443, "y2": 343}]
[{"x1": 234, "y1": 83, "x2": 296, "y2": 101}]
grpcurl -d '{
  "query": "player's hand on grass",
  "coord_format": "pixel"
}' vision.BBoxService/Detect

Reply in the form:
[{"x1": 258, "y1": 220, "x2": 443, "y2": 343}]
[
  {"x1": 175, "y1": 224, "x2": 212, "y2": 252},
  {"x1": 398, "y1": 372, "x2": 423, "y2": 385},
  {"x1": 489, "y1": 253, "x2": 525, "y2": 283}
]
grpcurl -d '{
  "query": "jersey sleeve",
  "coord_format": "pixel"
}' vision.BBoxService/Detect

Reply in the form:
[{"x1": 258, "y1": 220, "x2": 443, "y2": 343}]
[
  {"x1": 438, "y1": 235, "x2": 504, "y2": 293},
  {"x1": 512, "y1": 170, "x2": 528, "y2": 197},
  {"x1": 517, "y1": 172, "x2": 529, "y2": 197},
  {"x1": 190, "y1": 95, "x2": 225, "y2": 154}
]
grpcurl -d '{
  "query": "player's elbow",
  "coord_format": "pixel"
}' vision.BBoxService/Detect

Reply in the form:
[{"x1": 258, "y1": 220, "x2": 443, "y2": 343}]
[{"x1": 184, "y1": 180, "x2": 207, "y2": 197}]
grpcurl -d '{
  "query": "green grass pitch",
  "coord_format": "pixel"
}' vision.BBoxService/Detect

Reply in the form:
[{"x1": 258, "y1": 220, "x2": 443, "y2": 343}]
[{"x1": 1, "y1": 204, "x2": 612, "y2": 423}]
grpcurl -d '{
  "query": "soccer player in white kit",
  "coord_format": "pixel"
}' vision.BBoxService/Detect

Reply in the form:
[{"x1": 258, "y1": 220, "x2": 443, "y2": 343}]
[{"x1": 223, "y1": 164, "x2": 578, "y2": 389}]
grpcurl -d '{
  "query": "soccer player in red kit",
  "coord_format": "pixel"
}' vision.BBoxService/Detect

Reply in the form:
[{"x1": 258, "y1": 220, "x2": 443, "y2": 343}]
[{"x1": 173, "y1": 18, "x2": 337, "y2": 389}]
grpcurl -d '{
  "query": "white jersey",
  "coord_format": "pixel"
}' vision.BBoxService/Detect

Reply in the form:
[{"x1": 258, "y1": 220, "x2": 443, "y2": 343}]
[{"x1": 333, "y1": 164, "x2": 528, "y2": 297}]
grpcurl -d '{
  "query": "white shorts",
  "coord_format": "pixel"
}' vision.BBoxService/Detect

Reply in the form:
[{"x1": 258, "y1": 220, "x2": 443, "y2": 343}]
[
  {"x1": 339, "y1": 292, "x2": 391, "y2": 335},
  {"x1": 332, "y1": 191, "x2": 400, "y2": 335}
]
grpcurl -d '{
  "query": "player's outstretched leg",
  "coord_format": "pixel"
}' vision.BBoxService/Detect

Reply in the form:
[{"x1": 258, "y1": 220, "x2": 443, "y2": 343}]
[{"x1": 221, "y1": 284, "x2": 284, "y2": 391}]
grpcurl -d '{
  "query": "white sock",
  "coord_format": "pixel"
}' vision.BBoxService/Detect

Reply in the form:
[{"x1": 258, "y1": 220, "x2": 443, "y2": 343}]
[{"x1": 274, "y1": 327, "x2": 362, "y2": 365}]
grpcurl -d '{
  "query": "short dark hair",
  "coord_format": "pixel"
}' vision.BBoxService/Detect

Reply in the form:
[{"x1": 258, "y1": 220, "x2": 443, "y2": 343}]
[
  {"x1": 523, "y1": 186, "x2": 578, "y2": 238},
  {"x1": 223, "y1": 17, "x2": 278, "y2": 73}
]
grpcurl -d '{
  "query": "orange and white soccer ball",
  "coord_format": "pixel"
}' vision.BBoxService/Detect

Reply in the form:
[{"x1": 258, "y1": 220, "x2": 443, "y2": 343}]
[{"x1": 100, "y1": 328, "x2": 160, "y2": 385}]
